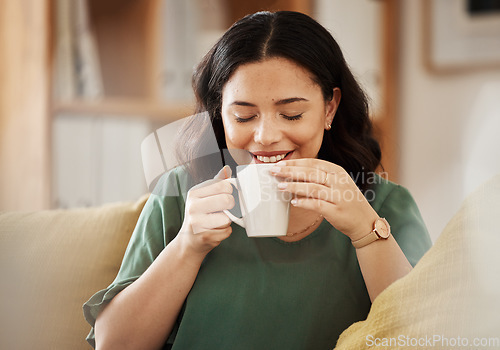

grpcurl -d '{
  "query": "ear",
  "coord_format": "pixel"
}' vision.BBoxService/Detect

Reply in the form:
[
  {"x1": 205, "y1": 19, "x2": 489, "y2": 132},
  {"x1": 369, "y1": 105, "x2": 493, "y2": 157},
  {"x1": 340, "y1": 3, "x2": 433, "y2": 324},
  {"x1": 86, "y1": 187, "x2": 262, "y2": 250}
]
[{"x1": 324, "y1": 88, "x2": 341, "y2": 130}]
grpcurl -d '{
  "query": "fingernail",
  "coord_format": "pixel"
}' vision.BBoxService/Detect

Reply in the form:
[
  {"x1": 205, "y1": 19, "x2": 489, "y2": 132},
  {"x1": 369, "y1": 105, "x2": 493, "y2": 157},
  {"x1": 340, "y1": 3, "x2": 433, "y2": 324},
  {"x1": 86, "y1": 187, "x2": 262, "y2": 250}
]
[
  {"x1": 222, "y1": 165, "x2": 232, "y2": 179},
  {"x1": 291, "y1": 198, "x2": 298, "y2": 206},
  {"x1": 269, "y1": 166, "x2": 281, "y2": 174},
  {"x1": 277, "y1": 182, "x2": 287, "y2": 189}
]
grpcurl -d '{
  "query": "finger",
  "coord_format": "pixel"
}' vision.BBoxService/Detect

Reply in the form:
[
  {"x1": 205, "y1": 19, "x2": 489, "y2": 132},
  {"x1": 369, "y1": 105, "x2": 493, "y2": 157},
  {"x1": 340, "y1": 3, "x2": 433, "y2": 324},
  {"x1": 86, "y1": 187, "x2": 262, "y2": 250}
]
[
  {"x1": 205, "y1": 212, "x2": 232, "y2": 231},
  {"x1": 214, "y1": 165, "x2": 232, "y2": 180},
  {"x1": 278, "y1": 182, "x2": 341, "y2": 203},
  {"x1": 290, "y1": 196, "x2": 336, "y2": 214},
  {"x1": 271, "y1": 165, "x2": 330, "y2": 185},
  {"x1": 189, "y1": 193, "x2": 235, "y2": 214},
  {"x1": 277, "y1": 158, "x2": 343, "y2": 174},
  {"x1": 201, "y1": 226, "x2": 233, "y2": 242},
  {"x1": 191, "y1": 212, "x2": 232, "y2": 234},
  {"x1": 214, "y1": 220, "x2": 232, "y2": 230},
  {"x1": 190, "y1": 178, "x2": 233, "y2": 199}
]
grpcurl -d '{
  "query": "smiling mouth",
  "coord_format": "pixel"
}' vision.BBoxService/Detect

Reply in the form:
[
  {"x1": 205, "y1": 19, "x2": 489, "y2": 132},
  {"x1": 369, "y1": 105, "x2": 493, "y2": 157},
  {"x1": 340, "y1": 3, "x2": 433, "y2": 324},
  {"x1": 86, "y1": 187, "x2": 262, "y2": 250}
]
[{"x1": 252, "y1": 151, "x2": 293, "y2": 163}]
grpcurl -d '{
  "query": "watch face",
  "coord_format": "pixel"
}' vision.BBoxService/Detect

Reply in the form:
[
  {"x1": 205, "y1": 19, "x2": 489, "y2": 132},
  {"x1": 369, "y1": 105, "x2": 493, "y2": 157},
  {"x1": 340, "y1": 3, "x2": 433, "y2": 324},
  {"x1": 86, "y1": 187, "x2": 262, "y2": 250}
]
[{"x1": 375, "y1": 218, "x2": 390, "y2": 238}]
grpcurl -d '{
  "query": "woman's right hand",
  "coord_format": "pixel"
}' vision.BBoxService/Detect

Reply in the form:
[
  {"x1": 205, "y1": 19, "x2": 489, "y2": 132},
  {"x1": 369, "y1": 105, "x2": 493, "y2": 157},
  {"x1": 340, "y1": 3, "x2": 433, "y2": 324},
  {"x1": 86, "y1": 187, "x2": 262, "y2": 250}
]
[{"x1": 177, "y1": 165, "x2": 235, "y2": 256}]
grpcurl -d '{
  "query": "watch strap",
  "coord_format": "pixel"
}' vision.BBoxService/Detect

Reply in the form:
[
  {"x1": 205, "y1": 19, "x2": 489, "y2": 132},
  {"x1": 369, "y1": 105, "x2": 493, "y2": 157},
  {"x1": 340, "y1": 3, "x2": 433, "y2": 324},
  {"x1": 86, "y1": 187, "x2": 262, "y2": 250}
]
[{"x1": 351, "y1": 231, "x2": 379, "y2": 249}]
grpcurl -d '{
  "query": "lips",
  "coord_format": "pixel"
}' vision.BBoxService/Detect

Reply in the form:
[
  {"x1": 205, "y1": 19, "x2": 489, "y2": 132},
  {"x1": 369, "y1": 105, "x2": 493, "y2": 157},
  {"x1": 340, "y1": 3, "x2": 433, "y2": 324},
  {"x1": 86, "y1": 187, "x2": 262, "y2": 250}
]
[{"x1": 251, "y1": 151, "x2": 293, "y2": 163}]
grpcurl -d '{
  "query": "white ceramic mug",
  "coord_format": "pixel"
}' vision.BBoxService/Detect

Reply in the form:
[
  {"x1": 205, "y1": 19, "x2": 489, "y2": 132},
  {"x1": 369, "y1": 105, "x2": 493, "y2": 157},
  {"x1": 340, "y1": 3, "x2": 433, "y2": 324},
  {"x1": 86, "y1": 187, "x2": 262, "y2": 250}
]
[{"x1": 223, "y1": 164, "x2": 291, "y2": 237}]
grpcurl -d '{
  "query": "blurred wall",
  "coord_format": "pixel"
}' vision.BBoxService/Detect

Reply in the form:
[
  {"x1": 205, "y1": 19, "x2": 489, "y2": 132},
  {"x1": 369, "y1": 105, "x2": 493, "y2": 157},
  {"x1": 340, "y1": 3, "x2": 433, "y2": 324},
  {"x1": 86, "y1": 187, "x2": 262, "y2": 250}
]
[
  {"x1": 0, "y1": 0, "x2": 51, "y2": 211},
  {"x1": 399, "y1": 0, "x2": 500, "y2": 241},
  {"x1": 314, "y1": 0, "x2": 382, "y2": 116}
]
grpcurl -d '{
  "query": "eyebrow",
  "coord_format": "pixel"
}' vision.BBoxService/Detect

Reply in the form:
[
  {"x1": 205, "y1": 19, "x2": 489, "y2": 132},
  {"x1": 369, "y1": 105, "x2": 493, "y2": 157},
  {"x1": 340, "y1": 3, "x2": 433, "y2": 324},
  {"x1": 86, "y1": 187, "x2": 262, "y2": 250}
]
[{"x1": 230, "y1": 97, "x2": 309, "y2": 107}]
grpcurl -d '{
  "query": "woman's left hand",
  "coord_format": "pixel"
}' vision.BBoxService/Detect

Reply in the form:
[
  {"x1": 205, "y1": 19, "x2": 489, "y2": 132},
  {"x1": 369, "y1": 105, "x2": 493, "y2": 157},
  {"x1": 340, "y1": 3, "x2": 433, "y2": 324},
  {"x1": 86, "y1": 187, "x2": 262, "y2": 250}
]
[{"x1": 270, "y1": 158, "x2": 379, "y2": 241}]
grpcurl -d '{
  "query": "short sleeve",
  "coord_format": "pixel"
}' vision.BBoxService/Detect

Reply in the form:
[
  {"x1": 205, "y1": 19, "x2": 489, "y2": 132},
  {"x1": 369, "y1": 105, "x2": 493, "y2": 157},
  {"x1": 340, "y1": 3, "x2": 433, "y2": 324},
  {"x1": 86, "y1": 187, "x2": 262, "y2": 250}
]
[
  {"x1": 82, "y1": 169, "x2": 185, "y2": 348},
  {"x1": 370, "y1": 181, "x2": 433, "y2": 267}
]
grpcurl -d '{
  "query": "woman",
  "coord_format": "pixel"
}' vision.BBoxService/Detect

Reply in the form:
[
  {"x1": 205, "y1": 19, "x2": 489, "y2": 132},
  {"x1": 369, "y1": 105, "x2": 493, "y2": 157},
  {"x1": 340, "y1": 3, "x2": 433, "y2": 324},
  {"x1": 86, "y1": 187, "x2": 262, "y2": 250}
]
[{"x1": 84, "y1": 11, "x2": 432, "y2": 349}]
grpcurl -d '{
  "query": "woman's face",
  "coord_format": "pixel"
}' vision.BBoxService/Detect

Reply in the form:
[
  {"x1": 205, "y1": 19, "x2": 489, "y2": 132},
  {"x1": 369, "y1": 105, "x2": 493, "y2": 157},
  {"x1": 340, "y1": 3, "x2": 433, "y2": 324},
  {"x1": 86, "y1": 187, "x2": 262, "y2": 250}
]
[{"x1": 221, "y1": 57, "x2": 340, "y2": 164}]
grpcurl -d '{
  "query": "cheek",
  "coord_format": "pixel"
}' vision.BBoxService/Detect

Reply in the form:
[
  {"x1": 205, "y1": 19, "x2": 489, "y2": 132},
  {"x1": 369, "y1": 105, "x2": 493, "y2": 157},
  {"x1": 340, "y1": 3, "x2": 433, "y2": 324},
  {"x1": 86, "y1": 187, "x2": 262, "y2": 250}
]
[
  {"x1": 289, "y1": 131, "x2": 312, "y2": 145},
  {"x1": 222, "y1": 118, "x2": 249, "y2": 148},
  {"x1": 288, "y1": 119, "x2": 325, "y2": 153},
  {"x1": 296, "y1": 132, "x2": 323, "y2": 151},
  {"x1": 296, "y1": 118, "x2": 324, "y2": 141}
]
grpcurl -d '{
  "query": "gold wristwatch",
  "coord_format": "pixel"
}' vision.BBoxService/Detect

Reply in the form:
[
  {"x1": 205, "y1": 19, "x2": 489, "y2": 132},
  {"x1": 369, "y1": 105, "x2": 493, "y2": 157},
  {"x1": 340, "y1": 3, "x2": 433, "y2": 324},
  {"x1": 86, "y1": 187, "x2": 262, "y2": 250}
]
[{"x1": 351, "y1": 217, "x2": 391, "y2": 249}]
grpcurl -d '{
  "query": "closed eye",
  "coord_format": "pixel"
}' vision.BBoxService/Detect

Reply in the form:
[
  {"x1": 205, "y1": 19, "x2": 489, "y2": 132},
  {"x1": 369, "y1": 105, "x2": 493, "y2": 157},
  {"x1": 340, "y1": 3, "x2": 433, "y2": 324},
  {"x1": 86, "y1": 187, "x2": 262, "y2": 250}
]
[
  {"x1": 281, "y1": 113, "x2": 303, "y2": 121},
  {"x1": 235, "y1": 115, "x2": 257, "y2": 123}
]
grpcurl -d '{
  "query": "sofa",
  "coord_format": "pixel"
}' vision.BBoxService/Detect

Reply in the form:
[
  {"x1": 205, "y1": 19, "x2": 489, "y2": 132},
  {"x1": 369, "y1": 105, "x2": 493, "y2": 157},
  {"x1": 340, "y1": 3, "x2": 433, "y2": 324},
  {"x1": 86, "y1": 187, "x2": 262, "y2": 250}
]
[
  {"x1": 0, "y1": 195, "x2": 149, "y2": 349},
  {"x1": 0, "y1": 176, "x2": 498, "y2": 350}
]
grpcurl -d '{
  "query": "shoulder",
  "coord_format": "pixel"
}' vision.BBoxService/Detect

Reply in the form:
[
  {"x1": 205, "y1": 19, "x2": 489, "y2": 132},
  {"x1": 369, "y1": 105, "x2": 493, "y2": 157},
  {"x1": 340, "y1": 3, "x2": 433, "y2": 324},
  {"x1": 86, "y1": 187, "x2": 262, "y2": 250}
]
[
  {"x1": 365, "y1": 175, "x2": 432, "y2": 265},
  {"x1": 139, "y1": 166, "x2": 191, "y2": 225},
  {"x1": 151, "y1": 166, "x2": 192, "y2": 198},
  {"x1": 134, "y1": 166, "x2": 189, "y2": 244}
]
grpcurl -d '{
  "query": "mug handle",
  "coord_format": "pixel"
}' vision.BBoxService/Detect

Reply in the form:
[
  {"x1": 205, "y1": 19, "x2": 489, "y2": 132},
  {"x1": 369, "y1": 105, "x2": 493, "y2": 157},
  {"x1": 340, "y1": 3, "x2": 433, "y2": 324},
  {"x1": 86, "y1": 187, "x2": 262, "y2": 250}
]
[{"x1": 223, "y1": 178, "x2": 246, "y2": 228}]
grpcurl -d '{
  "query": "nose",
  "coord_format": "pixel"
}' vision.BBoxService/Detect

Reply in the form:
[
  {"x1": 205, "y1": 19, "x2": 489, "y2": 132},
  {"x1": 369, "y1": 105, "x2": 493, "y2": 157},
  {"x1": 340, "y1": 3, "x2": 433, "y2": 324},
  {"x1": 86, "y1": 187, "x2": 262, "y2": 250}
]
[{"x1": 253, "y1": 116, "x2": 282, "y2": 145}]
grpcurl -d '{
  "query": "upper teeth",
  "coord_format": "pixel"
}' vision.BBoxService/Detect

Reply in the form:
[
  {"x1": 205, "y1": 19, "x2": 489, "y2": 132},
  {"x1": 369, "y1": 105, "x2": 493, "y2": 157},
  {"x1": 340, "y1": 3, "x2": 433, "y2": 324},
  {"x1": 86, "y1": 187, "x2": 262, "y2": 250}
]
[{"x1": 256, "y1": 153, "x2": 288, "y2": 163}]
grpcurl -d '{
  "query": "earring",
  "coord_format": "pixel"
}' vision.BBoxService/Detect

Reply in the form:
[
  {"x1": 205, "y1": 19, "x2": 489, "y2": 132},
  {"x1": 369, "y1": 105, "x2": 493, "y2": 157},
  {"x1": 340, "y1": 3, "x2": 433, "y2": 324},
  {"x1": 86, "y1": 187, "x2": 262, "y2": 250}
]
[{"x1": 326, "y1": 123, "x2": 332, "y2": 130}]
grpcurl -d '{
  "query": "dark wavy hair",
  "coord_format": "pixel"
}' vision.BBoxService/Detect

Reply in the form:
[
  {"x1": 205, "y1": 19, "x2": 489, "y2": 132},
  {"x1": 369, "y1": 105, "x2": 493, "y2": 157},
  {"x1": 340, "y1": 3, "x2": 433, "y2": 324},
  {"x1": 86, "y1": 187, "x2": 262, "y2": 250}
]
[{"x1": 177, "y1": 11, "x2": 381, "y2": 192}]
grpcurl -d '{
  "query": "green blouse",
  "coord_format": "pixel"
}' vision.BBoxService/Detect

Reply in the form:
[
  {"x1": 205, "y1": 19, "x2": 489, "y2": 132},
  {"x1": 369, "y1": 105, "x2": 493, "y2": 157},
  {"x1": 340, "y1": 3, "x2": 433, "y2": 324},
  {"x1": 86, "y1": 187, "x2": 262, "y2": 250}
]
[{"x1": 83, "y1": 167, "x2": 432, "y2": 349}]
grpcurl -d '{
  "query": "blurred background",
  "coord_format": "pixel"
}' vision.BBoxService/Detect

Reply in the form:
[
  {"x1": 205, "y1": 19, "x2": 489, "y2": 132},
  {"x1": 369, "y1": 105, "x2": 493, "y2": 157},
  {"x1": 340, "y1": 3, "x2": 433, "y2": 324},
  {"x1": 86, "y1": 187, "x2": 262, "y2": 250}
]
[{"x1": 1, "y1": 0, "x2": 499, "y2": 242}]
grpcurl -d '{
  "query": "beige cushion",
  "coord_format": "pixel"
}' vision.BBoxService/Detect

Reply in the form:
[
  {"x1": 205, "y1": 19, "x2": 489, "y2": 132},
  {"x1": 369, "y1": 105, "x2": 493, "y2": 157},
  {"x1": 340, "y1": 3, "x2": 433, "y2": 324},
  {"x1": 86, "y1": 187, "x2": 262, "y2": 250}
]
[
  {"x1": 0, "y1": 195, "x2": 148, "y2": 350},
  {"x1": 335, "y1": 175, "x2": 500, "y2": 349}
]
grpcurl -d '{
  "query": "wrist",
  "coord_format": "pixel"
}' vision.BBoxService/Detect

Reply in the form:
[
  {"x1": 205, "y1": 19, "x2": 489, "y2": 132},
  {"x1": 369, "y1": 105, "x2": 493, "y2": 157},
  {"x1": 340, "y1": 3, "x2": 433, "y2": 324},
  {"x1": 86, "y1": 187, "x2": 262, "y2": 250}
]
[
  {"x1": 351, "y1": 216, "x2": 391, "y2": 249},
  {"x1": 171, "y1": 234, "x2": 207, "y2": 267},
  {"x1": 349, "y1": 213, "x2": 380, "y2": 241}
]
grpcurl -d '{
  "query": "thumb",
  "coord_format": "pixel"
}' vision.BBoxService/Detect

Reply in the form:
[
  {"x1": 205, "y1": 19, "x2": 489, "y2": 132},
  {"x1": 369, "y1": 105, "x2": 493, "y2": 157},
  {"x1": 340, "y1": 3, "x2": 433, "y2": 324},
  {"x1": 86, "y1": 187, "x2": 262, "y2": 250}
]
[{"x1": 214, "y1": 165, "x2": 232, "y2": 180}]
